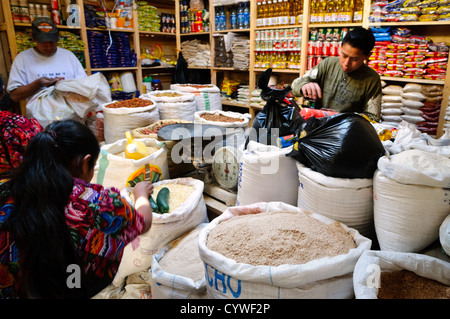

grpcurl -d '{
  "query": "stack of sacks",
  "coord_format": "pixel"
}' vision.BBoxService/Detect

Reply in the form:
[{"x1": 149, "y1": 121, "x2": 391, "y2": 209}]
[
  {"x1": 380, "y1": 83, "x2": 444, "y2": 135},
  {"x1": 400, "y1": 84, "x2": 426, "y2": 126},
  {"x1": 417, "y1": 84, "x2": 443, "y2": 135},
  {"x1": 249, "y1": 89, "x2": 266, "y2": 109},
  {"x1": 380, "y1": 84, "x2": 404, "y2": 126},
  {"x1": 181, "y1": 39, "x2": 211, "y2": 68},
  {"x1": 237, "y1": 85, "x2": 250, "y2": 104}
]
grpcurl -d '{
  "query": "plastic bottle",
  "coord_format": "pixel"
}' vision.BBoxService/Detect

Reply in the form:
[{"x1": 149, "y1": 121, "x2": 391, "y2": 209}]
[
  {"x1": 220, "y1": 6, "x2": 226, "y2": 30},
  {"x1": 261, "y1": 0, "x2": 268, "y2": 26},
  {"x1": 332, "y1": 0, "x2": 341, "y2": 23},
  {"x1": 237, "y1": 2, "x2": 244, "y2": 29},
  {"x1": 215, "y1": 6, "x2": 220, "y2": 30},
  {"x1": 256, "y1": 0, "x2": 263, "y2": 27},
  {"x1": 244, "y1": 2, "x2": 250, "y2": 28},
  {"x1": 266, "y1": 0, "x2": 273, "y2": 26},
  {"x1": 353, "y1": 0, "x2": 362, "y2": 23},
  {"x1": 125, "y1": 131, "x2": 151, "y2": 160},
  {"x1": 230, "y1": 5, "x2": 237, "y2": 29},
  {"x1": 272, "y1": 0, "x2": 279, "y2": 26}
]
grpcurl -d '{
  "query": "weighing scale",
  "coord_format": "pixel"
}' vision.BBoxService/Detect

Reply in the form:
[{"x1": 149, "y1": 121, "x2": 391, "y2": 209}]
[{"x1": 157, "y1": 123, "x2": 244, "y2": 212}]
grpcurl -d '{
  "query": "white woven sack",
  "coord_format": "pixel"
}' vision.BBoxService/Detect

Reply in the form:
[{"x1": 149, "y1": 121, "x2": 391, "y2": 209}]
[
  {"x1": 95, "y1": 137, "x2": 169, "y2": 190},
  {"x1": 170, "y1": 83, "x2": 222, "y2": 111},
  {"x1": 440, "y1": 214, "x2": 450, "y2": 256},
  {"x1": 198, "y1": 201, "x2": 372, "y2": 299},
  {"x1": 194, "y1": 110, "x2": 251, "y2": 128},
  {"x1": 296, "y1": 162, "x2": 375, "y2": 239},
  {"x1": 101, "y1": 99, "x2": 160, "y2": 144},
  {"x1": 353, "y1": 250, "x2": 450, "y2": 299},
  {"x1": 149, "y1": 223, "x2": 208, "y2": 299},
  {"x1": 236, "y1": 141, "x2": 298, "y2": 206},
  {"x1": 373, "y1": 170, "x2": 450, "y2": 252},
  {"x1": 141, "y1": 90, "x2": 195, "y2": 103},
  {"x1": 113, "y1": 177, "x2": 208, "y2": 287},
  {"x1": 158, "y1": 100, "x2": 197, "y2": 122},
  {"x1": 377, "y1": 150, "x2": 450, "y2": 188}
]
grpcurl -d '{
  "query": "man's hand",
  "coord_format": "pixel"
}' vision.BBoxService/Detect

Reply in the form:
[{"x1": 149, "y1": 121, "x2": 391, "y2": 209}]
[
  {"x1": 38, "y1": 76, "x2": 64, "y2": 88},
  {"x1": 301, "y1": 82, "x2": 322, "y2": 100}
]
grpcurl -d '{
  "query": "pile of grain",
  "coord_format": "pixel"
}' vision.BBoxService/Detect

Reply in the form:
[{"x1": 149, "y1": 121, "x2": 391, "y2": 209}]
[
  {"x1": 378, "y1": 270, "x2": 450, "y2": 299},
  {"x1": 206, "y1": 211, "x2": 356, "y2": 266},
  {"x1": 130, "y1": 184, "x2": 194, "y2": 214},
  {"x1": 159, "y1": 226, "x2": 205, "y2": 281}
]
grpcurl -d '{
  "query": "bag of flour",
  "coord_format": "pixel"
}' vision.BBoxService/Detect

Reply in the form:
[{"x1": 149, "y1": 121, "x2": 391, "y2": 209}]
[
  {"x1": 149, "y1": 223, "x2": 208, "y2": 299},
  {"x1": 198, "y1": 201, "x2": 371, "y2": 299}
]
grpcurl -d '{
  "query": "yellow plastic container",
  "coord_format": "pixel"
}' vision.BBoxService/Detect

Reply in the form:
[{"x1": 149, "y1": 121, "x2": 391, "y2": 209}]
[{"x1": 125, "y1": 131, "x2": 151, "y2": 160}]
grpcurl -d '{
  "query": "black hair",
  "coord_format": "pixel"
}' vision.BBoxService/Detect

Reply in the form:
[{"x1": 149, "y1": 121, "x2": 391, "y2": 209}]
[
  {"x1": 342, "y1": 27, "x2": 376, "y2": 56},
  {"x1": 0, "y1": 119, "x2": 100, "y2": 298}
]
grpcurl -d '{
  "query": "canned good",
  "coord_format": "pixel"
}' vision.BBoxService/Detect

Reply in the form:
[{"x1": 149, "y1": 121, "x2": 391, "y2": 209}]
[
  {"x1": 323, "y1": 41, "x2": 332, "y2": 56},
  {"x1": 281, "y1": 39, "x2": 288, "y2": 51},
  {"x1": 255, "y1": 30, "x2": 261, "y2": 40},
  {"x1": 307, "y1": 56, "x2": 315, "y2": 70},
  {"x1": 51, "y1": 10, "x2": 61, "y2": 25},
  {"x1": 310, "y1": 28, "x2": 318, "y2": 41},
  {"x1": 316, "y1": 41, "x2": 324, "y2": 55},
  {"x1": 331, "y1": 41, "x2": 340, "y2": 56}
]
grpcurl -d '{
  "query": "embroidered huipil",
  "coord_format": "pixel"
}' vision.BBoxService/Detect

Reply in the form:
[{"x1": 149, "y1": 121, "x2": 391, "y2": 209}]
[{"x1": 0, "y1": 177, "x2": 145, "y2": 298}]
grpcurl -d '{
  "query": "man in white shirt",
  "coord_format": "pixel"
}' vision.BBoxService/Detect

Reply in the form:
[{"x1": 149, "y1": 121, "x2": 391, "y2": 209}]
[{"x1": 7, "y1": 17, "x2": 86, "y2": 103}]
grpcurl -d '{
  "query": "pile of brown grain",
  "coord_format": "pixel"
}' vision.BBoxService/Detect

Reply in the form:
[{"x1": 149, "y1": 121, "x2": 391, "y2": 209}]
[
  {"x1": 206, "y1": 211, "x2": 356, "y2": 267},
  {"x1": 378, "y1": 270, "x2": 450, "y2": 299}
]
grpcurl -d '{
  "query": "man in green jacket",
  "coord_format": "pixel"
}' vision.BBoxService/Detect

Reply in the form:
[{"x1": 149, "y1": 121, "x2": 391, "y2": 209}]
[{"x1": 291, "y1": 27, "x2": 382, "y2": 122}]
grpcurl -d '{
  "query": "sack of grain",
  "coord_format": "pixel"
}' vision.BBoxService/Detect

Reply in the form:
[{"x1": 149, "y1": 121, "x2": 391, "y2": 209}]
[
  {"x1": 194, "y1": 110, "x2": 251, "y2": 150},
  {"x1": 353, "y1": 250, "x2": 450, "y2": 299},
  {"x1": 440, "y1": 214, "x2": 450, "y2": 256},
  {"x1": 194, "y1": 110, "x2": 251, "y2": 128},
  {"x1": 102, "y1": 97, "x2": 160, "y2": 144},
  {"x1": 198, "y1": 201, "x2": 371, "y2": 299},
  {"x1": 142, "y1": 90, "x2": 196, "y2": 122},
  {"x1": 171, "y1": 83, "x2": 222, "y2": 111},
  {"x1": 149, "y1": 223, "x2": 208, "y2": 299},
  {"x1": 236, "y1": 141, "x2": 298, "y2": 206},
  {"x1": 113, "y1": 177, "x2": 208, "y2": 287},
  {"x1": 374, "y1": 152, "x2": 450, "y2": 252},
  {"x1": 296, "y1": 162, "x2": 375, "y2": 239},
  {"x1": 95, "y1": 137, "x2": 169, "y2": 190}
]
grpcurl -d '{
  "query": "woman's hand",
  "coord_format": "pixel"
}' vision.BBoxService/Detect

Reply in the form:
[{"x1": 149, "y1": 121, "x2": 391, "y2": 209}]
[{"x1": 133, "y1": 181, "x2": 154, "y2": 233}]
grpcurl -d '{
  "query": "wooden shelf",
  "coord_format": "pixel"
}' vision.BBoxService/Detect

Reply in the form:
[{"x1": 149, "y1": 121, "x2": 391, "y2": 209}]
[{"x1": 380, "y1": 76, "x2": 445, "y2": 86}]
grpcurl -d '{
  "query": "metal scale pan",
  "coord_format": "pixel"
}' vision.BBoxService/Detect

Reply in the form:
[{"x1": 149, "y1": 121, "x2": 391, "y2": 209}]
[{"x1": 157, "y1": 123, "x2": 242, "y2": 166}]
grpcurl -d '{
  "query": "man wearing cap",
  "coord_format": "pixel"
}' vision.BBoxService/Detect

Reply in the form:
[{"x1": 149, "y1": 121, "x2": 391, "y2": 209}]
[{"x1": 7, "y1": 17, "x2": 86, "y2": 103}]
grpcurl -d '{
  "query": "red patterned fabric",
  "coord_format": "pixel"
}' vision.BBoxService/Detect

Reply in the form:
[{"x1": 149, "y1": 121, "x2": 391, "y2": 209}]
[
  {"x1": 0, "y1": 111, "x2": 43, "y2": 173},
  {"x1": 0, "y1": 177, "x2": 145, "y2": 298}
]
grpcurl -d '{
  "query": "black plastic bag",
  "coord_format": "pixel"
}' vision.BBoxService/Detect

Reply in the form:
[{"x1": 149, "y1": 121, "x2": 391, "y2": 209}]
[
  {"x1": 172, "y1": 52, "x2": 188, "y2": 84},
  {"x1": 247, "y1": 68, "x2": 304, "y2": 146},
  {"x1": 287, "y1": 113, "x2": 386, "y2": 179}
]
